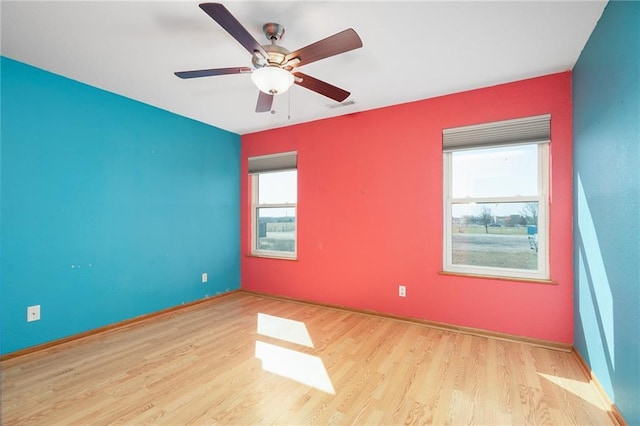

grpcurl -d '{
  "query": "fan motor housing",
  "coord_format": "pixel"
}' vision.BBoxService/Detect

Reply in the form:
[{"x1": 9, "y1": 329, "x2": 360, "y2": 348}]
[{"x1": 252, "y1": 43, "x2": 290, "y2": 69}]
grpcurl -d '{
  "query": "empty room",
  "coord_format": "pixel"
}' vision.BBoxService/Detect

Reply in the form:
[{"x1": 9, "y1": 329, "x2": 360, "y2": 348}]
[{"x1": 1, "y1": 1, "x2": 638, "y2": 425}]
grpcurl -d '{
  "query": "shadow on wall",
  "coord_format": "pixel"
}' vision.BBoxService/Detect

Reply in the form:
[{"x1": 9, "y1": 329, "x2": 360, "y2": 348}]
[{"x1": 575, "y1": 173, "x2": 640, "y2": 420}]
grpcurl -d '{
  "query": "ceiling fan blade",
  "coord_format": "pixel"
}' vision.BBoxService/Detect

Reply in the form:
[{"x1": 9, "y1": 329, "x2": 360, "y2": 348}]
[
  {"x1": 174, "y1": 67, "x2": 251, "y2": 79},
  {"x1": 284, "y1": 29, "x2": 362, "y2": 68},
  {"x1": 199, "y1": 3, "x2": 268, "y2": 59},
  {"x1": 255, "y1": 91, "x2": 274, "y2": 113},
  {"x1": 293, "y1": 72, "x2": 350, "y2": 102}
]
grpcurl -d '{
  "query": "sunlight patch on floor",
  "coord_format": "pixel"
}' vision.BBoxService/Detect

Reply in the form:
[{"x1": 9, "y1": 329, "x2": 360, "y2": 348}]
[
  {"x1": 255, "y1": 340, "x2": 335, "y2": 394},
  {"x1": 255, "y1": 313, "x2": 334, "y2": 394},
  {"x1": 257, "y1": 312, "x2": 314, "y2": 348},
  {"x1": 538, "y1": 372, "x2": 607, "y2": 410}
]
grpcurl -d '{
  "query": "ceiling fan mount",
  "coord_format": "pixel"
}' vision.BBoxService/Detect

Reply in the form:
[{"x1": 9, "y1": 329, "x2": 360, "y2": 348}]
[
  {"x1": 262, "y1": 22, "x2": 285, "y2": 42},
  {"x1": 174, "y1": 3, "x2": 363, "y2": 113}
]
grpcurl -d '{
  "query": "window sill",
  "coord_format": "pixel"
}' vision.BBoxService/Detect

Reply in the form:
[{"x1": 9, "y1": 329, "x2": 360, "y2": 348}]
[
  {"x1": 438, "y1": 270, "x2": 557, "y2": 285},
  {"x1": 246, "y1": 253, "x2": 298, "y2": 261}
]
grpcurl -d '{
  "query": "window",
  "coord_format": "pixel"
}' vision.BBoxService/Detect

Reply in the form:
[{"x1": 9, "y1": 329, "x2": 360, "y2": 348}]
[
  {"x1": 443, "y1": 115, "x2": 550, "y2": 280},
  {"x1": 249, "y1": 152, "x2": 297, "y2": 259}
]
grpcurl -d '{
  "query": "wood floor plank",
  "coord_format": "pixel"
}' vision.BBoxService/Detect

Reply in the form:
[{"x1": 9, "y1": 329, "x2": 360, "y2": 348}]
[{"x1": 1, "y1": 292, "x2": 618, "y2": 425}]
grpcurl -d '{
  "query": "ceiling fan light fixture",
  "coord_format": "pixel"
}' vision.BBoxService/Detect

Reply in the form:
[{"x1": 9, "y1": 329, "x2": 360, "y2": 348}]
[{"x1": 251, "y1": 66, "x2": 294, "y2": 95}]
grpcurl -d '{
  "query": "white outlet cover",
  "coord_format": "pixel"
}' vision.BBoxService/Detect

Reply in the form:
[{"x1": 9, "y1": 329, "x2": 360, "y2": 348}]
[
  {"x1": 27, "y1": 305, "x2": 41, "y2": 322},
  {"x1": 202, "y1": 273, "x2": 208, "y2": 283}
]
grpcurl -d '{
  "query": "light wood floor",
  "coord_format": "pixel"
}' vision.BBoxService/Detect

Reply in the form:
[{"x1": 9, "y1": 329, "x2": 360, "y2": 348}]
[{"x1": 2, "y1": 292, "x2": 617, "y2": 425}]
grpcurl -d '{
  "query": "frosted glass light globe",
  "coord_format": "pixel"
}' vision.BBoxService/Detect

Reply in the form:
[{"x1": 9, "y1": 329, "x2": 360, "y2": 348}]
[{"x1": 251, "y1": 66, "x2": 294, "y2": 95}]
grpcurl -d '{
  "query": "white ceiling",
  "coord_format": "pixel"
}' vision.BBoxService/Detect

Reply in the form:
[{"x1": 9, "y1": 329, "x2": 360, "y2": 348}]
[{"x1": 1, "y1": 1, "x2": 606, "y2": 135}]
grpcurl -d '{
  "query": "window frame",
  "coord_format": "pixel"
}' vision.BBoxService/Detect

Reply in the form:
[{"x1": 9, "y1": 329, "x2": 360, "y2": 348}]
[
  {"x1": 249, "y1": 156, "x2": 297, "y2": 260},
  {"x1": 442, "y1": 142, "x2": 550, "y2": 280}
]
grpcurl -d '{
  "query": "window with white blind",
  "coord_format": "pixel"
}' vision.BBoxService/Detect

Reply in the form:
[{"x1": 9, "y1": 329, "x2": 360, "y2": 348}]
[
  {"x1": 249, "y1": 152, "x2": 297, "y2": 259},
  {"x1": 442, "y1": 115, "x2": 550, "y2": 280}
]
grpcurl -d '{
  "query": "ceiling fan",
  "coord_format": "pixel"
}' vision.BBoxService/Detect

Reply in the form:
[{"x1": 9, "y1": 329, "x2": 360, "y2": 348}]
[{"x1": 175, "y1": 3, "x2": 363, "y2": 113}]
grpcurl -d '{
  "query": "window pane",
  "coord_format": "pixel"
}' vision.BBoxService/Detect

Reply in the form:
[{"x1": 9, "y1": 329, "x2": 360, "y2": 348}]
[
  {"x1": 258, "y1": 170, "x2": 297, "y2": 204},
  {"x1": 257, "y1": 207, "x2": 296, "y2": 253},
  {"x1": 451, "y1": 202, "x2": 539, "y2": 270},
  {"x1": 452, "y1": 145, "x2": 538, "y2": 198}
]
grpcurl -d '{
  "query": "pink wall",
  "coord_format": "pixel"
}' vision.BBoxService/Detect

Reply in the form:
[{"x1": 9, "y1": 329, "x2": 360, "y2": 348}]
[{"x1": 241, "y1": 72, "x2": 573, "y2": 344}]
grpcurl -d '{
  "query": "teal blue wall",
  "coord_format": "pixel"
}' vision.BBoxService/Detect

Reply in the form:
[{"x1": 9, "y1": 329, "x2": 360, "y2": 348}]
[
  {"x1": 572, "y1": 2, "x2": 640, "y2": 424},
  {"x1": 1, "y1": 57, "x2": 241, "y2": 355}
]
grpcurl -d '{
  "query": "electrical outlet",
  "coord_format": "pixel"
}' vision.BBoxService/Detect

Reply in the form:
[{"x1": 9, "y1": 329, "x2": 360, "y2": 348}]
[
  {"x1": 202, "y1": 273, "x2": 208, "y2": 283},
  {"x1": 27, "y1": 305, "x2": 41, "y2": 322},
  {"x1": 399, "y1": 285, "x2": 406, "y2": 297}
]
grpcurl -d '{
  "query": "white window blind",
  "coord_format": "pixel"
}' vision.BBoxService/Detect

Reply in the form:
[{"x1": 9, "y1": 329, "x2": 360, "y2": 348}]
[
  {"x1": 443, "y1": 114, "x2": 550, "y2": 152},
  {"x1": 249, "y1": 151, "x2": 297, "y2": 174}
]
